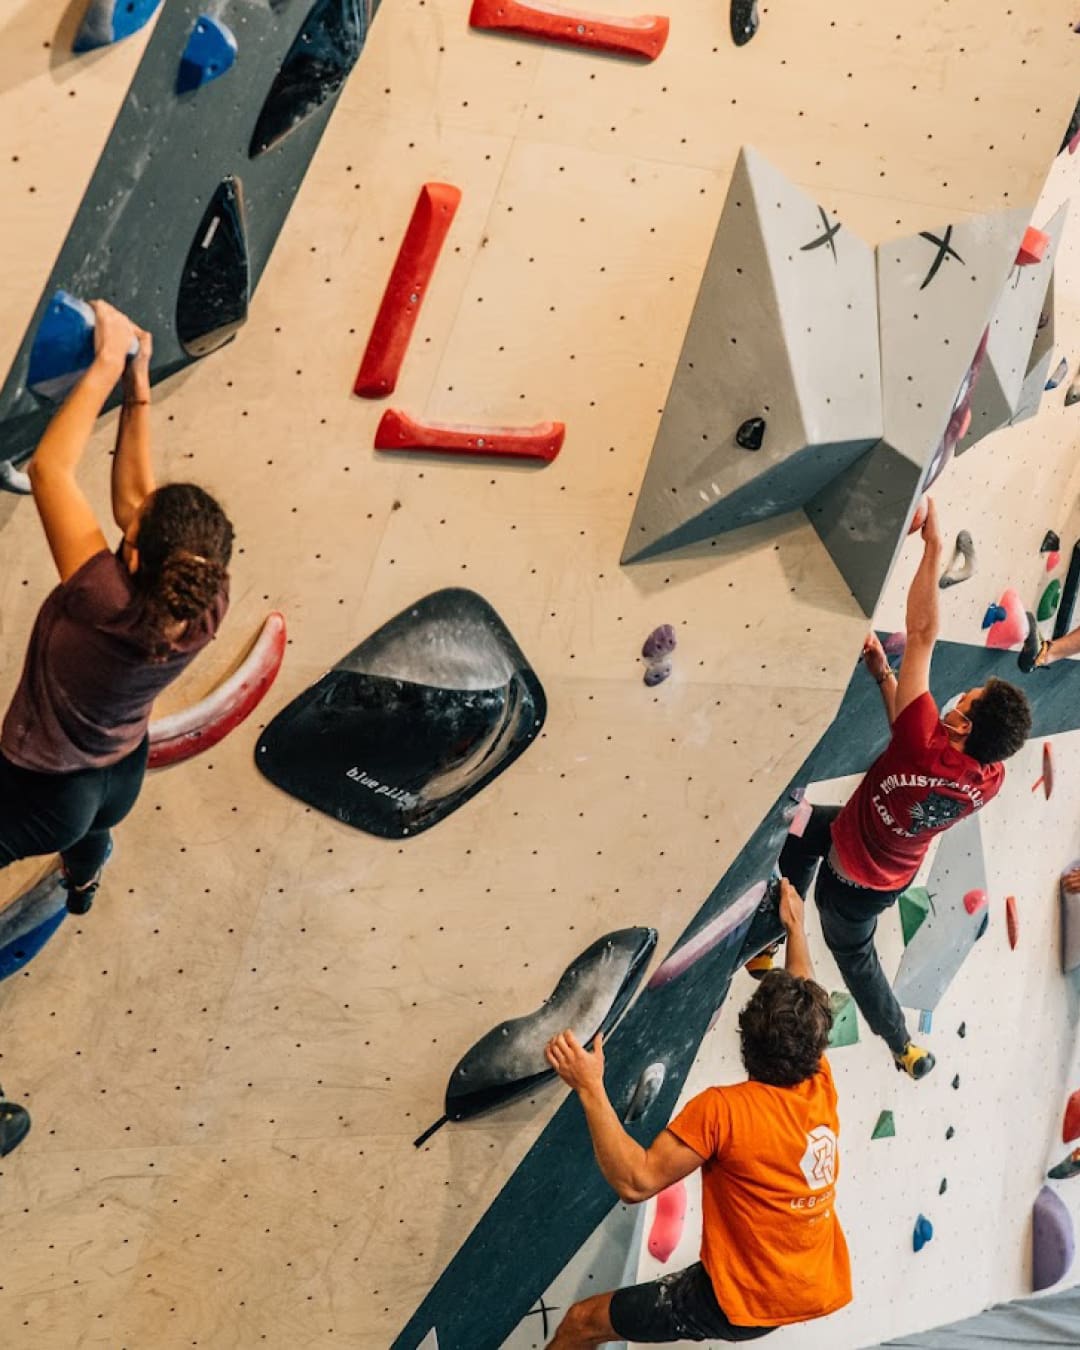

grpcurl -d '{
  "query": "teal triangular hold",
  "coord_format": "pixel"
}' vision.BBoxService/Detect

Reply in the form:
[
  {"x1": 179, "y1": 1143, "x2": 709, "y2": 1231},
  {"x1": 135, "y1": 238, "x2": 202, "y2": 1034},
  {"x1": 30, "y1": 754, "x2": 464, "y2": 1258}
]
[
  {"x1": 899, "y1": 885, "x2": 931, "y2": 946},
  {"x1": 872, "y1": 1110, "x2": 896, "y2": 1140},
  {"x1": 828, "y1": 990, "x2": 859, "y2": 1048}
]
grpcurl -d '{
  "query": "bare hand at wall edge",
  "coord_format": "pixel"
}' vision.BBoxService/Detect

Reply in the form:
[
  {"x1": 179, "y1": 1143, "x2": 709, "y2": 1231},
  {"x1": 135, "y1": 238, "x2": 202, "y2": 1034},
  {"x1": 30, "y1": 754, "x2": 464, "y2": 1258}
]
[
  {"x1": 862, "y1": 633, "x2": 889, "y2": 681},
  {"x1": 920, "y1": 496, "x2": 941, "y2": 550},
  {"x1": 89, "y1": 300, "x2": 137, "y2": 380},
  {"x1": 778, "y1": 878, "x2": 805, "y2": 934},
  {"x1": 546, "y1": 1029, "x2": 605, "y2": 1095},
  {"x1": 123, "y1": 326, "x2": 152, "y2": 401}
]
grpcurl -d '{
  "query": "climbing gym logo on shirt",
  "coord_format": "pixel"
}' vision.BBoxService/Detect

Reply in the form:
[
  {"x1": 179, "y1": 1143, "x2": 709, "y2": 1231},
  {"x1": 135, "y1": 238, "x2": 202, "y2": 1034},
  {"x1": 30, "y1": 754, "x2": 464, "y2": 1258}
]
[{"x1": 798, "y1": 1124, "x2": 838, "y2": 1191}]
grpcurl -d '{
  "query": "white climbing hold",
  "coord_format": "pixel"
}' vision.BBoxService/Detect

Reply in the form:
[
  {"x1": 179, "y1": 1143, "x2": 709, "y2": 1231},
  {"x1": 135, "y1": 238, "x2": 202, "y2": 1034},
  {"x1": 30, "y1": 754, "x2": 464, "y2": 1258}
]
[{"x1": 939, "y1": 530, "x2": 976, "y2": 589}]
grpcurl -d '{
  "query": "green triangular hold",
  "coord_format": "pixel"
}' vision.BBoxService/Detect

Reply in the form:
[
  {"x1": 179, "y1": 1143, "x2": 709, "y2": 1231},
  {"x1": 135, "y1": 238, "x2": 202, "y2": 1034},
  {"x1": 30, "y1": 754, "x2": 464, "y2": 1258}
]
[
  {"x1": 1038, "y1": 579, "x2": 1062, "y2": 622},
  {"x1": 828, "y1": 990, "x2": 859, "y2": 1048},
  {"x1": 872, "y1": 1110, "x2": 896, "y2": 1140},
  {"x1": 899, "y1": 886, "x2": 931, "y2": 946}
]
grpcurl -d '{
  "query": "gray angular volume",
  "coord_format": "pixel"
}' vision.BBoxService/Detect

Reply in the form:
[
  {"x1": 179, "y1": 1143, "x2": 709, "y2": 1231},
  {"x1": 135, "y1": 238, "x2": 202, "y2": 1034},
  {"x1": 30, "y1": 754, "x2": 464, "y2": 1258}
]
[{"x1": 621, "y1": 147, "x2": 881, "y2": 566}]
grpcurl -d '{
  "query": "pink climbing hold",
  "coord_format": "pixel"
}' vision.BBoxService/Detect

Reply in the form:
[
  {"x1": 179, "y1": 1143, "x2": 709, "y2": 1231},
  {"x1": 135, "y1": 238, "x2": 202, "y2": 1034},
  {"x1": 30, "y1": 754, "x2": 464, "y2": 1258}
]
[
  {"x1": 1033, "y1": 742, "x2": 1054, "y2": 799},
  {"x1": 1006, "y1": 895, "x2": 1019, "y2": 950},
  {"x1": 883, "y1": 631, "x2": 906, "y2": 657},
  {"x1": 788, "y1": 798, "x2": 813, "y2": 838},
  {"x1": 1016, "y1": 227, "x2": 1051, "y2": 266},
  {"x1": 647, "y1": 881, "x2": 767, "y2": 989},
  {"x1": 1033, "y1": 1185, "x2": 1076, "y2": 1290},
  {"x1": 963, "y1": 889, "x2": 987, "y2": 916},
  {"x1": 1063, "y1": 1089, "x2": 1080, "y2": 1144},
  {"x1": 648, "y1": 1178, "x2": 687, "y2": 1263},
  {"x1": 985, "y1": 588, "x2": 1028, "y2": 648}
]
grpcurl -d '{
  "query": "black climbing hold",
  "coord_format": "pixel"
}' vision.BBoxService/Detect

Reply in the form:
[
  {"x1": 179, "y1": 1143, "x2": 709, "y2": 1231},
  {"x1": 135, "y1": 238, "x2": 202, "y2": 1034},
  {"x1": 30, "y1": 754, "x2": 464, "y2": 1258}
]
[
  {"x1": 951, "y1": 1074, "x2": 960, "y2": 1090},
  {"x1": 975, "y1": 912, "x2": 989, "y2": 941},
  {"x1": 957, "y1": 1021, "x2": 966, "y2": 1038},
  {"x1": 939, "y1": 1177, "x2": 948, "y2": 1195},
  {"x1": 1060, "y1": 96, "x2": 1080, "y2": 156},
  {"x1": 0, "y1": 1099, "x2": 31, "y2": 1158},
  {"x1": 249, "y1": 0, "x2": 375, "y2": 157},
  {"x1": 946, "y1": 1125, "x2": 955, "y2": 1140},
  {"x1": 441, "y1": 928, "x2": 657, "y2": 1124},
  {"x1": 735, "y1": 417, "x2": 765, "y2": 451},
  {"x1": 176, "y1": 176, "x2": 250, "y2": 359},
  {"x1": 1042, "y1": 531, "x2": 1061, "y2": 554},
  {"x1": 255, "y1": 588, "x2": 546, "y2": 839},
  {"x1": 729, "y1": 0, "x2": 758, "y2": 45}
]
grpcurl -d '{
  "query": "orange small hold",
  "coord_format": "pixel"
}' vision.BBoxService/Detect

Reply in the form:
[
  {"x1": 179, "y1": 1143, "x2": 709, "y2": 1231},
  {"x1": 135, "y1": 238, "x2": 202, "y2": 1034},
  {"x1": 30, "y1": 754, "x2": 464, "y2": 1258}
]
[
  {"x1": 1016, "y1": 226, "x2": 1051, "y2": 266},
  {"x1": 1006, "y1": 895, "x2": 1018, "y2": 949},
  {"x1": 1064, "y1": 1088, "x2": 1080, "y2": 1144}
]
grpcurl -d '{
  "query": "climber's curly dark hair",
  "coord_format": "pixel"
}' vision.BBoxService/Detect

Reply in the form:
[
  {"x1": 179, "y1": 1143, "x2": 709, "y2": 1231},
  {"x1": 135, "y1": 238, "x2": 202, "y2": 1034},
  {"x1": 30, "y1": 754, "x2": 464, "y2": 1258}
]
[
  {"x1": 964, "y1": 677, "x2": 1031, "y2": 765},
  {"x1": 133, "y1": 483, "x2": 233, "y2": 656},
  {"x1": 738, "y1": 970, "x2": 833, "y2": 1087}
]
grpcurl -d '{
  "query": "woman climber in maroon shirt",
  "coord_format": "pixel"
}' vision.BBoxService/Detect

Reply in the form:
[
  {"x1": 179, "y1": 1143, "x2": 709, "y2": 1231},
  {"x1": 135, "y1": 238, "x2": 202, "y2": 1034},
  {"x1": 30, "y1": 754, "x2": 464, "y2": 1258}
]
[{"x1": 0, "y1": 300, "x2": 233, "y2": 916}]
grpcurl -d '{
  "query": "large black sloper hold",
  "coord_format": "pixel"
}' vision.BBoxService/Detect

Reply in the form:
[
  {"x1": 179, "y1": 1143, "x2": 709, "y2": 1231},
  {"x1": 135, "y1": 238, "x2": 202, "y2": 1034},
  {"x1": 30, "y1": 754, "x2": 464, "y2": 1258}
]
[
  {"x1": 175, "y1": 176, "x2": 250, "y2": 358},
  {"x1": 255, "y1": 588, "x2": 546, "y2": 838},
  {"x1": 250, "y1": 0, "x2": 379, "y2": 157}
]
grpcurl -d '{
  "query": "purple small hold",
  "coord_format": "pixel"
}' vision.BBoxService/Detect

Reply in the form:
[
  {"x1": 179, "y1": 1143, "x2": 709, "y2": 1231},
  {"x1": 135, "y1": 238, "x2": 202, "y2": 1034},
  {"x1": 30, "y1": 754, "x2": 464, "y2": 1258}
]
[
  {"x1": 644, "y1": 661, "x2": 672, "y2": 687},
  {"x1": 883, "y1": 631, "x2": 906, "y2": 657},
  {"x1": 642, "y1": 625, "x2": 677, "y2": 660}
]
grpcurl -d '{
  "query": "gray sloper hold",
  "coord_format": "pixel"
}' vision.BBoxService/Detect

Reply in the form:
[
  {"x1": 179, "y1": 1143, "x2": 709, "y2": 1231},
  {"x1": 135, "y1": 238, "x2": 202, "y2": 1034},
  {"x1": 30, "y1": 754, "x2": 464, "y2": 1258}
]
[
  {"x1": 1067, "y1": 380, "x2": 1080, "y2": 407},
  {"x1": 1009, "y1": 273, "x2": 1057, "y2": 428},
  {"x1": 955, "y1": 203, "x2": 1067, "y2": 456},
  {"x1": 621, "y1": 146, "x2": 881, "y2": 566},
  {"x1": 427, "y1": 927, "x2": 657, "y2": 1134},
  {"x1": 806, "y1": 205, "x2": 1030, "y2": 615},
  {"x1": 892, "y1": 813, "x2": 988, "y2": 1012},
  {"x1": 623, "y1": 1061, "x2": 666, "y2": 1123},
  {"x1": 938, "y1": 530, "x2": 975, "y2": 589}
]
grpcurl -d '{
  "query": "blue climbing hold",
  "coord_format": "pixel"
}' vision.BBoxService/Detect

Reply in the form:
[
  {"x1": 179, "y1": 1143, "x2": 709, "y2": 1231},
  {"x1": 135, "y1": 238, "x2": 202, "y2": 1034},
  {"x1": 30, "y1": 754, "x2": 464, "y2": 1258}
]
[
  {"x1": 177, "y1": 15, "x2": 238, "y2": 94},
  {"x1": 1046, "y1": 357, "x2": 1068, "y2": 392},
  {"x1": 73, "y1": 0, "x2": 163, "y2": 53},
  {"x1": 913, "y1": 1214, "x2": 934, "y2": 1252},
  {"x1": 982, "y1": 603, "x2": 1007, "y2": 630},
  {"x1": 27, "y1": 291, "x2": 136, "y2": 403},
  {"x1": 0, "y1": 870, "x2": 68, "y2": 984}
]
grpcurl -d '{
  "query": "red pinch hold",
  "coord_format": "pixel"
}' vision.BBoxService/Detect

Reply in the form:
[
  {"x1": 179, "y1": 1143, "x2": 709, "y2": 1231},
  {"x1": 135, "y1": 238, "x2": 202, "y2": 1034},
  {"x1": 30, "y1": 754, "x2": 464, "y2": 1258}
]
[
  {"x1": 469, "y1": 0, "x2": 669, "y2": 59},
  {"x1": 1006, "y1": 895, "x2": 1018, "y2": 950},
  {"x1": 374, "y1": 408, "x2": 564, "y2": 462},
  {"x1": 354, "y1": 183, "x2": 462, "y2": 399}
]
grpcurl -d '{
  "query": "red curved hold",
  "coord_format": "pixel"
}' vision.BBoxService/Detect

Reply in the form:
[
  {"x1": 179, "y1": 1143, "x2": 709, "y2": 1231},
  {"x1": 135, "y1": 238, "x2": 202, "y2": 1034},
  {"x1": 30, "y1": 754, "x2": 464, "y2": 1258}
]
[
  {"x1": 963, "y1": 889, "x2": 987, "y2": 917},
  {"x1": 469, "y1": 0, "x2": 669, "y2": 59},
  {"x1": 1065, "y1": 1089, "x2": 1080, "y2": 1144},
  {"x1": 374, "y1": 408, "x2": 564, "y2": 462},
  {"x1": 1006, "y1": 895, "x2": 1018, "y2": 950},
  {"x1": 354, "y1": 183, "x2": 462, "y2": 399},
  {"x1": 647, "y1": 1179, "x2": 686, "y2": 1262},
  {"x1": 148, "y1": 612, "x2": 287, "y2": 768}
]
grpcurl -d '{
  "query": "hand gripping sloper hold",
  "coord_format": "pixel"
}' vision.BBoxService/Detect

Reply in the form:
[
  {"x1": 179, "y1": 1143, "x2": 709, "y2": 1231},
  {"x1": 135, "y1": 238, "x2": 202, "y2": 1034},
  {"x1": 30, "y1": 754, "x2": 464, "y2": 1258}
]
[
  {"x1": 27, "y1": 290, "x2": 139, "y2": 402},
  {"x1": 354, "y1": 184, "x2": 462, "y2": 398},
  {"x1": 469, "y1": 0, "x2": 669, "y2": 59}
]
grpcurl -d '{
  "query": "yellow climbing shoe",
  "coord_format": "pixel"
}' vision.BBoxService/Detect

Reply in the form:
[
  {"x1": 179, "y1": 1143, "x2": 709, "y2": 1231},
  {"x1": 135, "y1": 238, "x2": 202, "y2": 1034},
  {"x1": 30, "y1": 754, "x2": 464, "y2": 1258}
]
[{"x1": 894, "y1": 1042, "x2": 936, "y2": 1080}]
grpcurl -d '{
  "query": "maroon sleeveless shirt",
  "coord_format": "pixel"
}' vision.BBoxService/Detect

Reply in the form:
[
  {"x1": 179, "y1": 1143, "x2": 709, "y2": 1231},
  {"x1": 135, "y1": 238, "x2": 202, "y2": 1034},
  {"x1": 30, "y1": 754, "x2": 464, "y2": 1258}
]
[{"x1": 2, "y1": 547, "x2": 228, "y2": 773}]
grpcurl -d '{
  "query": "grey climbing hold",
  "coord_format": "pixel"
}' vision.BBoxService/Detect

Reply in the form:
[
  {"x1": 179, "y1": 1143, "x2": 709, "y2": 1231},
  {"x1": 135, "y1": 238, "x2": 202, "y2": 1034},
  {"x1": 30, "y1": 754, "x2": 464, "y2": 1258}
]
[
  {"x1": 1066, "y1": 381, "x2": 1080, "y2": 407},
  {"x1": 730, "y1": 0, "x2": 758, "y2": 45},
  {"x1": 0, "y1": 460, "x2": 31, "y2": 495},
  {"x1": 177, "y1": 15, "x2": 238, "y2": 94},
  {"x1": 624, "y1": 1062, "x2": 666, "y2": 1124},
  {"x1": 643, "y1": 661, "x2": 672, "y2": 687},
  {"x1": 735, "y1": 417, "x2": 765, "y2": 450},
  {"x1": 939, "y1": 530, "x2": 975, "y2": 589},
  {"x1": 1033, "y1": 1186, "x2": 1076, "y2": 1290},
  {"x1": 1046, "y1": 357, "x2": 1068, "y2": 391}
]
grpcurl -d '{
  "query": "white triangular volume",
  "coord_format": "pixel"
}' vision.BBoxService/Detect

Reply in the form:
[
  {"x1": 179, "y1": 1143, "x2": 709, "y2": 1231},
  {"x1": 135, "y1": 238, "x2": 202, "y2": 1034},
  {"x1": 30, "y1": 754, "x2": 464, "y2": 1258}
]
[
  {"x1": 876, "y1": 207, "x2": 1031, "y2": 468},
  {"x1": 893, "y1": 813, "x2": 988, "y2": 1011}
]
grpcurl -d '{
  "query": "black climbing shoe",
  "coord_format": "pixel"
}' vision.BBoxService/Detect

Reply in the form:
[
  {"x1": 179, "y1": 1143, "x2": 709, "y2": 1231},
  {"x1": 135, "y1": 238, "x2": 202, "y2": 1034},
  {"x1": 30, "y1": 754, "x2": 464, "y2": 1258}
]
[
  {"x1": 1018, "y1": 614, "x2": 1049, "y2": 674},
  {"x1": 894, "y1": 1043, "x2": 936, "y2": 1080},
  {"x1": 61, "y1": 835, "x2": 113, "y2": 914},
  {"x1": 0, "y1": 1093, "x2": 31, "y2": 1158}
]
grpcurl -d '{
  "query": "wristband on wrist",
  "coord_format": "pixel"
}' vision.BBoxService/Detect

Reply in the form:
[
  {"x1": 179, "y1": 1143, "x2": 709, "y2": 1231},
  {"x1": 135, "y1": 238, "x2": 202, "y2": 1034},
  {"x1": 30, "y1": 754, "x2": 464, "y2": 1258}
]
[{"x1": 876, "y1": 670, "x2": 895, "y2": 685}]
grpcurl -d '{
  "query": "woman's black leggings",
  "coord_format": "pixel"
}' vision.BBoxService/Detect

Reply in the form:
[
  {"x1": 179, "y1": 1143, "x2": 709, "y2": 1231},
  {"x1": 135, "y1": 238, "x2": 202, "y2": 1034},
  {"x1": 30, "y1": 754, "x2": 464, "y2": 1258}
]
[{"x1": 0, "y1": 738, "x2": 148, "y2": 887}]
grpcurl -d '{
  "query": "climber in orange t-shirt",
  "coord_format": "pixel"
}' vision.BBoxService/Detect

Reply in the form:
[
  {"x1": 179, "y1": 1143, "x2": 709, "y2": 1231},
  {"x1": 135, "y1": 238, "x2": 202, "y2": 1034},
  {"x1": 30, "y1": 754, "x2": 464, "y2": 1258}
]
[{"x1": 543, "y1": 880, "x2": 851, "y2": 1347}]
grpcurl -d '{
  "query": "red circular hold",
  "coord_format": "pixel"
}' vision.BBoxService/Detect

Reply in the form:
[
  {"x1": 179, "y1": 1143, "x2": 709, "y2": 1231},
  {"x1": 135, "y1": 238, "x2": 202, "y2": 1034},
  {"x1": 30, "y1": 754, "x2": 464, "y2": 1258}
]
[{"x1": 963, "y1": 889, "x2": 988, "y2": 916}]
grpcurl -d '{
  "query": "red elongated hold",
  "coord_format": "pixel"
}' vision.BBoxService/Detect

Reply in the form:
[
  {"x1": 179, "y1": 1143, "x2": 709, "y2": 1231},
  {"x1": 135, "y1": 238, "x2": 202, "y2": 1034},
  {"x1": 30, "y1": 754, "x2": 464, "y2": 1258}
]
[
  {"x1": 148, "y1": 613, "x2": 286, "y2": 768},
  {"x1": 374, "y1": 408, "x2": 564, "y2": 462},
  {"x1": 1006, "y1": 895, "x2": 1018, "y2": 949},
  {"x1": 1065, "y1": 1089, "x2": 1080, "y2": 1144},
  {"x1": 1016, "y1": 226, "x2": 1051, "y2": 266},
  {"x1": 469, "y1": 0, "x2": 669, "y2": 59},
  {"x1": 1043, "y1": 741, "x2": 1054, "y2": 798},
  {"x1": 648, "y1": 1178, "x2": 686, "y2": 1262},
  {"x1": 963, "y1": 889, "x2": 987, "y2": 916},
  {"x1": 354, "y1": 183, "x2": 462, "y2": 399}
]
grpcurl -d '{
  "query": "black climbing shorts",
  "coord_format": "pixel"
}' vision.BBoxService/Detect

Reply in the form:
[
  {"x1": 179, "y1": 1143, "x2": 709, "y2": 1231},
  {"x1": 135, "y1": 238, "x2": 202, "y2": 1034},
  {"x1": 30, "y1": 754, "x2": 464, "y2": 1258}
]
[{"x1": 608, "y1": 1263, "x2": 775, "y2": 1343}]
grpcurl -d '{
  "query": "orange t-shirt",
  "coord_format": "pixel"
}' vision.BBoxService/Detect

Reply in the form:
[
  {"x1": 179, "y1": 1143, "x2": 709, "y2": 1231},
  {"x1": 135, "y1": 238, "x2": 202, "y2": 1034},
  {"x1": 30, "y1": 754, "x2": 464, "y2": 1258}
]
[{"x1": 667, "y1": 1058, "x2": 852, "y2": 1327}]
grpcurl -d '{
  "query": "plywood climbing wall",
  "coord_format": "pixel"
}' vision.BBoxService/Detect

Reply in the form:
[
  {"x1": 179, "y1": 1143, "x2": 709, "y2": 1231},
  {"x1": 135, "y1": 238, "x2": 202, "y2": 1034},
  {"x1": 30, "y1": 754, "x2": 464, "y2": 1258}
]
[{"x1": 0, "y1": 2, "x2": 1078, "y2": 1347}]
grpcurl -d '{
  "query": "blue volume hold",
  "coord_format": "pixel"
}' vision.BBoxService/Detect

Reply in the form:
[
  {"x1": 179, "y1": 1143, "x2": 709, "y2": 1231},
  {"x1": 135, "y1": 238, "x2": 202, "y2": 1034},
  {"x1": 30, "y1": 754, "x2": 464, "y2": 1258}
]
[
  {"x1": 177, "y1": 15, "x2": 239, "y2": 94},
  {"x1": 73, "y1": 0, "x2": 163, "y2": 53},
  {"x1": 27, "y1": 290, "x2": 138, "y2": 403}
]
